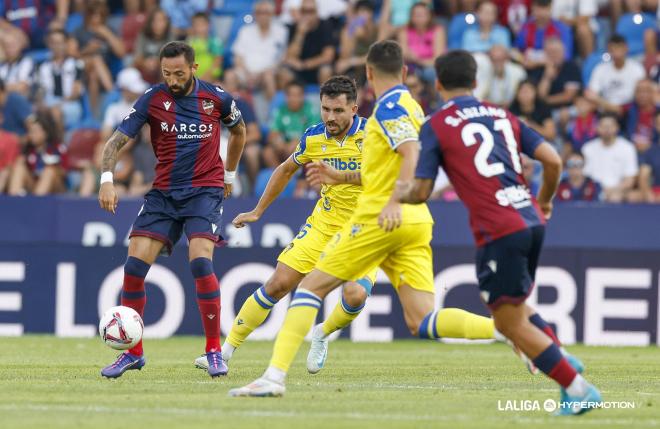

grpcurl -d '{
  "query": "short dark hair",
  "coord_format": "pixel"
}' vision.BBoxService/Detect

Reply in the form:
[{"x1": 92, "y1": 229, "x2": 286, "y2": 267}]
[
  {"x1": 434, "y1": 50, "x2": 477, "y2": 90},
  {"x1": 598, "y1": 111, "x2": 619, "y2": 123},
  {"x1": 0, "y1": 78, "x2": 5, "y2": 92},
  {"x1": 354, "y1": 0, "x2": 375, "y2": 13},
  {"x1": 159, "y1": 41, "x2": 195, "y2": 64},
  {"x1": 285, "y1": 80, "x2": 305, "y2": 92},
  {"x1": 192, "y1": 12, "x2": 209, "y2": 21},
  {"x1": 47, "y1": 28, "x2": 68, "y2": 39},
  {"x1": 532, "y1": 0, "x2": 551, "y2": 6},
  {"x1": 320, "y1": 75, "x2": 357, "y2": 103},
  {"x1": 608, "y1": 34, "x2": 627, "y2": 45},
  {"x1": 366, "y1": 40, "x2": 404, "y2": 76}
]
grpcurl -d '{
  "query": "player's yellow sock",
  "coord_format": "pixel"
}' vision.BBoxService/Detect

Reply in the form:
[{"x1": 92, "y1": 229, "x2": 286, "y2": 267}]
[
  {"x1": 270, "y1": 289, "x2": 322, "y2": 372},
  {"x1": 419, "y1": 308, "x2": 495, "y2": 340},
  {"x1": 226, "y1": 286, "x2": 278, "y2": 348},
  {"x1": 321, "y1": 296, "x2": 365, "y2": 336}
]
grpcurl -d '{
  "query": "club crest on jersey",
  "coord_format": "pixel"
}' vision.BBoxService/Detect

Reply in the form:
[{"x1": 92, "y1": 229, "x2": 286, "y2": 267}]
[
  {"x1": 163, "y1": 101, "x2": 172, "y2": 111},
  {"x1": 350, "y1": 224, "x2": 362, "y2": 237},
  {"x1": 203, "y1": 100, "x2": 214, "y2": 115},
  {"x1": 355, "y1": 139, "x2": 363, "y2": 152},
  {"x1": 321, "y1": 144, "x2": 327, "y2": 152}
]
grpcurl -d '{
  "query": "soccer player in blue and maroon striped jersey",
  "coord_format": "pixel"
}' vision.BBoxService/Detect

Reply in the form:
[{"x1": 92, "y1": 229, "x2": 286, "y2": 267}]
[
  {"x1": 98, "y1": 41, "x2": 246, "y2": 379},
  {"x1": 402, "y1": 50, "x2": 602, "y2": 416}
]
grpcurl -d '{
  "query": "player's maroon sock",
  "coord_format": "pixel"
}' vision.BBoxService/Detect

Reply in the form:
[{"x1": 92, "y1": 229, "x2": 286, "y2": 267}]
[
  {"x1": 191, "y1": 257, "x2": 221, "y2": 353},
  {"x1": 121, "y1": 256, "x2": 151, "y2": 357},
  {"x1": 529, "y1": 313, "x2": 561, "y2": 346},
  {"x1": 532, "y1": 343, "x2": 577, "y2": 388}
]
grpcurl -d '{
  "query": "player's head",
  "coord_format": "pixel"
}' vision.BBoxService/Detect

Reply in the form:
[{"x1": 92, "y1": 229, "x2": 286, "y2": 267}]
[
  {"x1": 319, "y1": 75, "x2": 358, "y2": 137},
  {"x1": 434, "y1": 50, "x2": 477, "y2": 95},
  {"x1": 159, "y1": 41, "x2": 197, "y2": 97},
  {"x1": 365, "y1": 40, "x2": 406, "y2": 86}
]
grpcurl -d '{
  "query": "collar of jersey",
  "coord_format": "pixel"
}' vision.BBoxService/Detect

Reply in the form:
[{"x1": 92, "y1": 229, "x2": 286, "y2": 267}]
[
  {"x1": 376, "y1": 84, "x2": 407, "y2": 104},
  {"x1": 448, "y1": 94, "x2": 477, "y2": 104}
]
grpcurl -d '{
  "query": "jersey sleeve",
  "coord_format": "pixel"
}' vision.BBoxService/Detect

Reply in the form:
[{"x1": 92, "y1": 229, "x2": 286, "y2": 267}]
[
  {"x1": 375, "y1": 103, "x2": 419, "y2": 150},
  {"x1": 518, "y1": 118, "x2": 545, "y2": 158},
  {"x1": 117, "y1": 89, "x2": 152, "y2": 138},
  {"x1": 218, "y1": 90, "x2": 242, "y2": 128},
  {"x1": 292, "y1": 131, "x2": 311, "y2": 165},
  {"x1": 415, "y1": 120, "x2": 442, "y2": 181}
]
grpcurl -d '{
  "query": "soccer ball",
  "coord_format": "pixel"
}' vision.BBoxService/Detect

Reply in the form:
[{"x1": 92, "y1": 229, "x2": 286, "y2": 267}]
[{"x1": 99, "y1": 306, "x2": 143, "y2": 350}]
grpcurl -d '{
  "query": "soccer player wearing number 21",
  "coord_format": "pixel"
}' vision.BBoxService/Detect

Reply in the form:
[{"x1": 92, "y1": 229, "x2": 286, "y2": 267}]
[
  {"x1": 97, "y1": 41, "x2": 247, "y2": 378},
  {"x1": 400, "y1": 50, "x2": 602, "y2": 416}
]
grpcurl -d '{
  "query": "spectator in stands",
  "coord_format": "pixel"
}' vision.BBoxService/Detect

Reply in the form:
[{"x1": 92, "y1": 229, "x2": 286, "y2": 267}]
[
  {"x1": 187, "y1": 13, "x2": 223, "y2": 83},
  {"x1": 532, "y1": 37, "x2": 582, "y2": 110},
  {"x1": 283, "y1": 0, "x2": 335, "y2": 85},
  {"x1": 335, "y1": 0, "x2": 378, "y2": 85},
  {"x1": 37, "y1": 29, "x2": 84, "y2": 131},
  {"x1": 622, "y1": 79, "x2": 659, "y2": 151},
  {"x1": 0, "y1": 31, "x2": 33, "y2": 97},
  {"x1": 476, "y1": 45, "x2": 527, "y2": 107},
  {"x1": 265, "y1": 80, "x2": 319, "y2": 167},
  {"x1": 564, "y1": 94, "x2": 599, "y2": 155},
  {"x1": 510, "y1": 79, "x2": 556, "y2": 141},
  {"x1": 586, "y1": 35, "x2": 647, "y2": 114},
  {"x1": 0, "y1": 78, "x2": 32, "y2": 143},
  {"x1": 556, "y1": 153, "x2": 602, "y2": 201},
  {"x1": 134, "y1": 8, "x2": 173, "y2": 84},
  {"x1": 160, "y1": 0, "x2": 209, "y2": 39},
  {"x1": 71, "y1": 0, "x2": 126, "y2": 116},
  {"x1": 222, "y1": 68, "x2": 263, "y2": 190},
  {"x1": 461, "y1": 1, "x2": 510, "y2": 53},
  {"x1": 80, "y1": 135, "x2": 132, "y2": 197},
  {"x1": 0, "y1": 112, "x2": 20, "y2": 194},
  {"x1": 101, "y1": 68, "x2": 147, "y2": 143},
  {"x1": 582, "y1": 113, "x2": 639, "y2": 202},
  {"x1": 0, "y1": 0, "x2": 69, "y2": 50},
  {"x1": 635, "y1": 112, "x2": 660, "y2": 202},
  {"x1": 127, "y1": 127, "x2": 156, "y2": 197},
  {"x1": 551, "y1": 0, "x2": 598, "y2": 58},
  {"x1": 522, "y1": 155, "x2": 541, "y2": 195},
  {"x1": 616, "y1": 0, "x2": 657, "y2": 58},
  {"x1": 399, "y1": 2, "x2": 446, "y2": 83},
  {"x1": 493, "y1": 0, "x2": 531, "y2": 36},
  {"x1": 8, "y1": 109, "x2": 66, "y2": 196},
  {"x1": 231, "y1": 0, "x2": 287, "y2": 101},
  {"x1": 120, "y1": 0, "x2": 147, "y2": 55},
  {"x1": 378, "y1": 0, "x2": 433, "y2": 40},
  {"x1": 514, "y1": 0, "x2": 573, "y2": 70},
  {"x1": 279, "y1": 0, "x2": 348, "y2": 25},
  {"x1": 405, "y1": 73, "x2": 433, "y2": 114}
]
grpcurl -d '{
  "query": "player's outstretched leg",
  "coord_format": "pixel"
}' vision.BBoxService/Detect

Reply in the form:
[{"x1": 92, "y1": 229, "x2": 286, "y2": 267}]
[
  {"x1": 528, "y1": 309, "x2": 584, "y2": 373},
  {"x1": 229, "y1": 269, "x2": 343, "y2": 397},
  {"x1": 101, "y1": 255, "x2": 150, "y2": 378},
  {"x1": 307, "y1": 278, "x2": 371, "y2": 374},
  {"x1": 195, "y1": 263, "x2": 305, "y2": 370},
  {"x1": 493, "y1": 303, "x2": 601, "y2": 416}
]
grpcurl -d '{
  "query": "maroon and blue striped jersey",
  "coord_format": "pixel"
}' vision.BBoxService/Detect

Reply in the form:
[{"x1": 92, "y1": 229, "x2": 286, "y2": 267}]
[
  {"x1": 416, "y1": 95, "x2": 546, "y2": 246},
  {"x1": 118, "y1": 78, "x2": 242, "y2": 190}
]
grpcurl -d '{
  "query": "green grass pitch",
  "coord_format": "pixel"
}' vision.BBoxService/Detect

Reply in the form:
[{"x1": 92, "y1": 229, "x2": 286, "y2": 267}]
[{"x1": 0, "y1": 336, "x2": 658, "y2": 429}]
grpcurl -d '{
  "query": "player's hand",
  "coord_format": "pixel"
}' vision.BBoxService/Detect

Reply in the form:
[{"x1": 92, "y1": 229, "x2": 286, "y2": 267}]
[
  {"x1": 224, "y1": 183, "x2": 233, "y2": 199},
  {"x1": 379, "y1": 201, "x2": 402, "y2": 232},
  {"x1": 538, "y1": 200, "x2": 553, "y2": 220},
  {"x1": 306, "y1": 161, "x2": 341, "y2": 186},
  {"x1": 98, "y1": 182, "x2": 118, "y2": 214},
  {"x1": 232, "y1": 210, "x2": 260, "y2": 228}
]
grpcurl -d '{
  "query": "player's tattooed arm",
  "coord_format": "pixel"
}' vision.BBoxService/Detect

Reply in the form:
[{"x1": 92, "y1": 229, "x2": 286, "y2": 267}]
[
  {"x1": 306, "y1": 161, "x2": 362, "y2": 186},
  {"x1": 342, "y1": 171, "x2": 361, "y2": 185},
  {"x1": 101, "y1": 130, "x2": 131, "y2": 173}
]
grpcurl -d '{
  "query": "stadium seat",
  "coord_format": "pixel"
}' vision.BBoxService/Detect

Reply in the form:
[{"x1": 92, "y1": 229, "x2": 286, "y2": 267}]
[
  {"x1": 254, "y1": 168, "x2": 296, "y2": 198},
  {"x1": 66, "y1": 128, "x2": 101, "y2": 170},
  {"x1": 24, "y1": 49, "x2": 52, "y2": 66},
  {"x1": 582, "y1": 51, "x2": 609, "y2": 85},
  {"x1": 448, "y1": 13, "x2": 477, "y2": 50}
]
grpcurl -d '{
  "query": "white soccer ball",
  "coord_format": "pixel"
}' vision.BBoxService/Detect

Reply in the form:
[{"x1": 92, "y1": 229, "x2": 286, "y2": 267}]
[{"x1": 99, "y1": 306, "x2": 144, "y2": 350}]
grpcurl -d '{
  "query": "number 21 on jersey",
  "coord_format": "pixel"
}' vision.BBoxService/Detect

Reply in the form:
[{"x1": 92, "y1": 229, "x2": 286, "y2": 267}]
[{"x1": 461, "y1": 119, "x2": 523, "y2": 178}]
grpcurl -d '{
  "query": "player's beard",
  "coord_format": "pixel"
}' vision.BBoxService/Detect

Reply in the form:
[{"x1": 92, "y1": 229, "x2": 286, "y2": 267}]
[
  {"x1": 169, "y1": 76, "x2": 194, "y2": 97},
  {"x1": 326, "y1": 120, "x2": 350, "y2": 137}
]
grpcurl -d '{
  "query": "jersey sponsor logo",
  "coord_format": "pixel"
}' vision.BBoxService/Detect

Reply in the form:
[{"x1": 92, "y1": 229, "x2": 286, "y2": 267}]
[
  {"x1": 202, "y1": 100, "x2": 214, "y2": 115},
  {"x1": 445, "y1": 105, "x2": 507, "y2": 127},
  {"x1": 163, "y1": 101, "x2": 172, "y2": 111},
  {"x1": 495, "y1": 185, "x2": 533, "y2": 209},
  {"x1": 323, "y1": 157, "x2": 361, "y2": 171},
  {"x1": 159, "y1": 121, "x2": 214, "y2": 140}
]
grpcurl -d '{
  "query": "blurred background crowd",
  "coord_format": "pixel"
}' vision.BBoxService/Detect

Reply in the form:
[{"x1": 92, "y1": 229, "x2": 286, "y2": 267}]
[{"x1": 1, "y1": 0, "x2": 660, "y2": 204}]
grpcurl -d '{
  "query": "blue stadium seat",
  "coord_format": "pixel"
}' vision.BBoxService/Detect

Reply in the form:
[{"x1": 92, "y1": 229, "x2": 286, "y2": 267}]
[
  {"x1": 582, "y1": 51, "x2": 609, "y2": 85},
  {"x1": 448, "y1": 13, "x2": 477, "y2": 50},
  {"x1": 98, "y1": 89, "x2": 121, "y2": 123},
  {"x1": 268, "y1": 90, "x2": 286, "y2": 116},
  {"x1": 254, "y1": 168, "x2": 296, "y2": 198}
]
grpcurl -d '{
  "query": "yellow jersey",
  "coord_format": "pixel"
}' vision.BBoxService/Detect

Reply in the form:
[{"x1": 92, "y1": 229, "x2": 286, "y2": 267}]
[
  {"x1": 292, "y1": 115, "x2": 366, "y2": 229},
  {"x1": 353, "y1": 85, "x2": 433, "y2": 225}
]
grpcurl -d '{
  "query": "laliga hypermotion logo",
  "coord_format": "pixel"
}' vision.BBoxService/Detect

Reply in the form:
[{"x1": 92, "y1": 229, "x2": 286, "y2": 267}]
[{"x1": 103, "y1": 312, "x2": 133, "y2": 345}]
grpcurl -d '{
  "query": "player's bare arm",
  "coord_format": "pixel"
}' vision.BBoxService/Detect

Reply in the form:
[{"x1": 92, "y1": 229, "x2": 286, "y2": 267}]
[
  {"x1": 233, "y1": 156, "x2": 301, "y2": 228},
  {"x1": 98, "y1": 130, "x2": 131, "y2": 214},
  {"x1": 533, "y1": 142, "x2": 563, "y2": 220},
  {"x1": 379, "y1": 140, "x2": 419, "y2": 232},
  {"x1": 400, "y1": 178, "x2": 434, "y2": 204},
  {"x1": 306, "y1": 161, "x2": 361, "y2": 186},
  {"x1": 224, "y1": 118, "x2": 247, "y2": 199}
]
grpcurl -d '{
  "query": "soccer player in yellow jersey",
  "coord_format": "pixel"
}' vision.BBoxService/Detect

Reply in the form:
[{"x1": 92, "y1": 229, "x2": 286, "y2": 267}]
[
  {"x1": 229, "y1": 40, "x2": 497, "y2": 397},
  {"x1": 194, "y1": 76, "x2": 378, "y2": 372}
]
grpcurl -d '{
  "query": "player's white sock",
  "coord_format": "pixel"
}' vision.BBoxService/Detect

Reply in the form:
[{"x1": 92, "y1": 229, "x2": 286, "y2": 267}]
[
  {"x1": 263, "y1": 366, "x2": 286, "y2": 384},
  {"x1": 493, "y1": 328, "x2": 507, "y2": 342},
  {"x1": 222, "y1": 341, "x2": 235, "y2": 361},
  {"x1": 565, "y1": 374, "x2": 589, "y2": 397}
]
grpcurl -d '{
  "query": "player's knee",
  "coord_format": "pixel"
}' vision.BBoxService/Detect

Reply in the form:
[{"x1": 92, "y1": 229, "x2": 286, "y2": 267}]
[
  {"x1": 342, "y1": 284, "x2": 368, "y2": 308},
  {"x1": 493, "y1": 317, "x2": 525, "y2": 341},
  {"x1": 263, "y1": 276, "x2": 293, "y2": 300}
]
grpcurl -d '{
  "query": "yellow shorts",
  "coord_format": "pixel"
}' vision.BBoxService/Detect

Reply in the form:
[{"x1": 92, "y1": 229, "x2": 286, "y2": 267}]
[
  {"x1": 277, "y1": 216, "x2": 378, "y2": 287},
  {"x1": 316, "y1": 222, "x2": 435, "y2": 293}
]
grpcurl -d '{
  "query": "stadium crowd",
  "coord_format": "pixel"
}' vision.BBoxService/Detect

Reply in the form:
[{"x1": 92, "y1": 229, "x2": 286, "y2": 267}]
[{"x1": 1, "y1": 0, "x2": 660, "y2": 203}]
